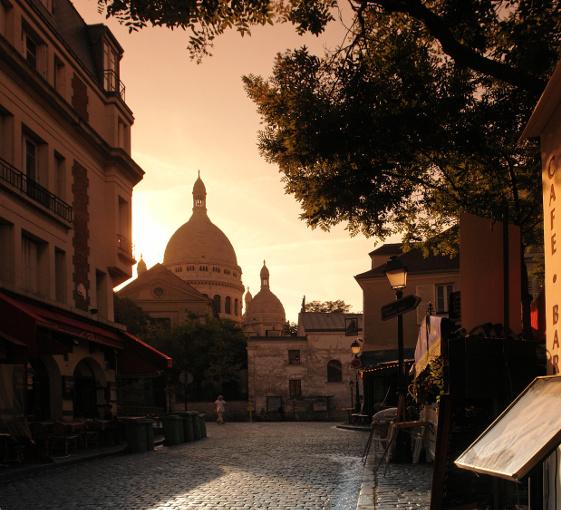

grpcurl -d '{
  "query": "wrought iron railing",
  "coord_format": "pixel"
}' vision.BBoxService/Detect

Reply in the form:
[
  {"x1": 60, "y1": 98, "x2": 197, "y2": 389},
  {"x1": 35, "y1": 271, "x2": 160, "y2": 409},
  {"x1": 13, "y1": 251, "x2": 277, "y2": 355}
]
[
  {"x1": 0, "y1": 157, "x2": 73, "y2": 223},
  {"x1": 103, "y1": 70, "x2": 126, "y2": 101}
]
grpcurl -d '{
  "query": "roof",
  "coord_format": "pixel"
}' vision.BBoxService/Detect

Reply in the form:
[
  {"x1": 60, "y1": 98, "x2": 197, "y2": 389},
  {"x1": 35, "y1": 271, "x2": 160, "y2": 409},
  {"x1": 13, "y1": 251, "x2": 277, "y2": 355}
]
[
  {"x1": 369, "y1": 243, "x2": 402, "y2": 257},
  {"x1": 356, "y1": 245, "x2": 459, "y2": 280},
  {"x1": 298, "y1": 312, "x2": 363, "y2": 332},
  {"x1": 520, "y1": 59, "x2": 561, "y2": 140},
  {"x1": 247, "y1": 336, "x2": 307, "y2": 342}
]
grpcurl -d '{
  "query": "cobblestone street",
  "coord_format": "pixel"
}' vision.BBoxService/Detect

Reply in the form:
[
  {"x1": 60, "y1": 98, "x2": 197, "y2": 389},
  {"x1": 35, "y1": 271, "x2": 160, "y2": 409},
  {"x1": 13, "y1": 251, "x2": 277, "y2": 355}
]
[{"x1": 0, "y1": 423, "x2": 367, "y2": 510}]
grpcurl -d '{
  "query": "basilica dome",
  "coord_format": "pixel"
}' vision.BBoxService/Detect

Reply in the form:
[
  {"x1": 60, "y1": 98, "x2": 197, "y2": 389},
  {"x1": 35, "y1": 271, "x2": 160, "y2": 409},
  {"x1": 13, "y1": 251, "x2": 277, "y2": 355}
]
[
  {"x1": 161, "y1": 174, "x2": 243, "y2": 322},
  {"x1": 163, "y1": 174, "x2": 239, "y2": 269}
]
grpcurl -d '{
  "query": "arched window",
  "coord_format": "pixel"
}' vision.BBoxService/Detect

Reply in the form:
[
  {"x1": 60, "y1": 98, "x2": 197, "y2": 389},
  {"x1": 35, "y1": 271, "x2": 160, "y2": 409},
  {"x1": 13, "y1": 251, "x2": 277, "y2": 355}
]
[
  {"x1": 225, "y1": 296, "x2": 231, "y2": 314},
  {"x1": 234, "y1": 299, "x2": 238, "y2": 316},
  {"x1": 327, "y1": 360, "x2": 342, "y2": 383},
  {"x1": 213, "y1": 295, "x2": 221, "y2": 315}
]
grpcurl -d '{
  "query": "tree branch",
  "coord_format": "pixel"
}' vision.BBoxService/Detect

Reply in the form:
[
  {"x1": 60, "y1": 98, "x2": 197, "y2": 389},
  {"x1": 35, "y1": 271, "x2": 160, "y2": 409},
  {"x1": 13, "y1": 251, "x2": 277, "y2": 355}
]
[{"x1": 359, "y1": 0, "x2": 546, "y2": 94}]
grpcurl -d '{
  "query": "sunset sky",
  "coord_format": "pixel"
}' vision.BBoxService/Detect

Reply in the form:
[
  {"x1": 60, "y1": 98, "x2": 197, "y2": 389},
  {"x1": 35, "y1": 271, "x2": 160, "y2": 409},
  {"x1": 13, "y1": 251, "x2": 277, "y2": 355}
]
[{"x1": 75, "y1": 0, "x2": 389, "y2": 321}]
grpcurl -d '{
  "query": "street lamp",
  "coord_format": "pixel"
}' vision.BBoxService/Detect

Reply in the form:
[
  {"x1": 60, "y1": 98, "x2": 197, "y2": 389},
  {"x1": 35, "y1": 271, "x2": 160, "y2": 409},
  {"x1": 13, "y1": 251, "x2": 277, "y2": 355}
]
[
  {"x1": 384, "y1": 256, "x2": 408, "y2": 421},
  {"x1": 351, "y1": 339, "x2": 362, "y2": 413}
]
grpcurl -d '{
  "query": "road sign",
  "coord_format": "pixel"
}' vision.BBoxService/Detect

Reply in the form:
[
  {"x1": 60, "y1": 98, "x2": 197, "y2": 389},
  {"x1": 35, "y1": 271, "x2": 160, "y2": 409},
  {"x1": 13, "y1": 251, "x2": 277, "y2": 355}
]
[{"x1": 381, "y1": 295, "x2": 421, "y2": 321}]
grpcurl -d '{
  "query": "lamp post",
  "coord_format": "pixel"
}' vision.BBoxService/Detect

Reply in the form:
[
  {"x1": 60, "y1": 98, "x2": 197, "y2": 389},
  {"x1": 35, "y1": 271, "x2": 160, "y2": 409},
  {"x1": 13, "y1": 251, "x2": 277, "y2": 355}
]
[
  {"x1": 351, "y1": 339, "x2": 362, "y2": 413},
  {"x1": 384, "y1": 255, "x2": 408, "y2": 421}
]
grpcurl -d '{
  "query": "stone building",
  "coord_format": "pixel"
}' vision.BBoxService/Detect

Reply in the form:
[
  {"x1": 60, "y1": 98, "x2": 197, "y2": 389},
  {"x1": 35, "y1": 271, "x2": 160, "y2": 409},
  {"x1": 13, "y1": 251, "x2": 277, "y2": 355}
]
[
  {"x1": 0, "y1": 0, "x2": 170, "y2": 422},
  {"x1": 247, "y1": 308, "x2": 363, "y2": 420}
]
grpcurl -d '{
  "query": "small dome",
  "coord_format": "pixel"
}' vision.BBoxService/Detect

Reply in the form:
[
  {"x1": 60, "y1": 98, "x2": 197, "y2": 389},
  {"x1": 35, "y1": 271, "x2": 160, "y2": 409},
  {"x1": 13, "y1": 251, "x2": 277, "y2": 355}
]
[
  {"x1": 245, "y1": 287, "x2": 253, "y2": 306},
  {"x1": 245, "y1": 288, "x2": 286, "y2": 322},
  {"x1": 244, "y1": 262, "x2": 285, "y2": 328},
  {"x1": 137, "y1": 256, "x2": 147, "y2": 275}
]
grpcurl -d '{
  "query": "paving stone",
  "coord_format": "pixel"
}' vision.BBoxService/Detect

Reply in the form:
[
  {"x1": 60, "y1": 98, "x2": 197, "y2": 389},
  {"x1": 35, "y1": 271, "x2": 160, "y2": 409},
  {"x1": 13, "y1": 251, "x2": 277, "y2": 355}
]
[{"x1": 0, "y1": 422, "x2": 366, "y2": 510}]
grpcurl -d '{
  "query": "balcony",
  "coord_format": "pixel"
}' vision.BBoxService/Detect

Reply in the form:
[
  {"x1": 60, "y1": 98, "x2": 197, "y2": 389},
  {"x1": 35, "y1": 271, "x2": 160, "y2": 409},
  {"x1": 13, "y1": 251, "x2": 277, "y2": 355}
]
[
  {"x1": 116, "y1": 234, "x2": 135, "y2": 261},
  {"x1": 0, "y1": 157, "x2": 73, "y2": 223},
  {"x1": 103, "y1": 70, "x2": 126, "y2": 101}
]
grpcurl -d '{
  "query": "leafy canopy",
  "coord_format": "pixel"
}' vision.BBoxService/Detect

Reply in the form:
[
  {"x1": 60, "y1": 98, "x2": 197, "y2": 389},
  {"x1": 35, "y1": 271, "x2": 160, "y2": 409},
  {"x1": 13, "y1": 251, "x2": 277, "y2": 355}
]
[
  {"x1": 304, "y1": 300, "x2": 351, "y2": 313},
  {"x1": 242, "y1": 1, "x2": 561, "y2": 250}
]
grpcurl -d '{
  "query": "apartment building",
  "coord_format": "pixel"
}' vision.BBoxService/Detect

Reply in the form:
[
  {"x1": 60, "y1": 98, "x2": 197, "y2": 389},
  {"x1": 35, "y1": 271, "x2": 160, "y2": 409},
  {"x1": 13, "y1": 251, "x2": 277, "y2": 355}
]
[{"x1": 0, "y1": 0, "x2": 170, "y2": 423}]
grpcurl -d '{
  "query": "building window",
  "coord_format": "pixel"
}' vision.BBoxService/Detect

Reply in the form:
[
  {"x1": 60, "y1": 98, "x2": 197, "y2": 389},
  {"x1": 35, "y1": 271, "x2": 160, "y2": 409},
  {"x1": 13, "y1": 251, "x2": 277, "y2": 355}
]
[
  {"x1": 0, "y1": 219, "x2": 14, "y2": 284},
  {"x1": 225, "y1": 296, "x2": 231, "y2": 314},
  {"x1": 199, "y1": 265, "x2": 208, "y2": 272},
  {"x1": 54, "y1": 56, "x2": 65, "y2": 96},
  {"x1": 23, "y1": 136, "x2": 37, "y2": 181},
  {"x1": 233, "y1": 271, "x2": 237, "y2": 277},
  {"x1": 288, "y1": 350, "x2": 301, "y2": 365},
  {"x1": 436, "y1": 283, "x2": 454, "y2": 314},
  {"x1": 186, "y1": 265, "x2": 195, "y2": 271},
  {"x1": 289, "y1": 379, "x2": 302, "y2": 399},
  {"x1": 103, "y1": 42, "x2": 119, "y2": 91},
  {"x1": 23, "y1": 31, "x2": 37, "y2": 68},
  {"x1": 0, "y1": 107, "x2": 13, "y2": 163},
  {"x1": 212, "y1": 266, "x2": 220, "y2": 273},
  {"x1": 54, "y1": 151, "x2": 65, "y2": 199},
  {"x1": 55, "y1": 248, "x2": 66, "y2": 303},
  {"x1": 213, "y1": 295, "x2": 221, "y2": 314},
  {"x1": 175, "y1": 266, "x2": 183, "y2": 273},
  {"x1": 234, "y1": 298, "x2": 238, "y2": 316},
  {"x1": 22, "y1": 233, "x2": 47, "y2": 296},
  {"x1": 224, "y1": 269, "x2": 231, "y2": 275},
  {"x1": 327, "y1": 360, "x2": 342, "y2": 383}
]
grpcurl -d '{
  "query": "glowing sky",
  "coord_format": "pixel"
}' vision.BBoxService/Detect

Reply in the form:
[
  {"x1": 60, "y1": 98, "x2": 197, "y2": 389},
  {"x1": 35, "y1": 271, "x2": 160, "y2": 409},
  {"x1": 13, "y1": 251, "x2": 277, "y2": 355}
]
[{"x1": 75, "y1": 0, "x2": 384, "y2": 321}]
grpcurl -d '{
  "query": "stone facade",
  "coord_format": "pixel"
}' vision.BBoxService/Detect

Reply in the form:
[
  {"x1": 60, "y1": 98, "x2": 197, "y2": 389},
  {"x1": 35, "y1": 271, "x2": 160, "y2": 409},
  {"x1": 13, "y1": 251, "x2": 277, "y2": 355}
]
[{"x1": 247, "y1": 312, "x2": 363, "y2": 420}]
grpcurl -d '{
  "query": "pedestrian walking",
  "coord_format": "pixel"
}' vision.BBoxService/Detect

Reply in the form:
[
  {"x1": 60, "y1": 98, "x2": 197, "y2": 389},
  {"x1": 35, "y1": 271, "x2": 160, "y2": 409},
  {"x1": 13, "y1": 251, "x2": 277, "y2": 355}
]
[{"x1": 214, "y1": 395, "x2": 226, "y2": 424}]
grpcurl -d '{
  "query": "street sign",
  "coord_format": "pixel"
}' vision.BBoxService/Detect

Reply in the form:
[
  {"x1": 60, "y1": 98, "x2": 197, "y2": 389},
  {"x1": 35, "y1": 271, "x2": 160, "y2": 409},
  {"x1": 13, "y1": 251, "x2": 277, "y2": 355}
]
[{"x1": 381, "y1": 295, "x2": 421, "y2": 321}]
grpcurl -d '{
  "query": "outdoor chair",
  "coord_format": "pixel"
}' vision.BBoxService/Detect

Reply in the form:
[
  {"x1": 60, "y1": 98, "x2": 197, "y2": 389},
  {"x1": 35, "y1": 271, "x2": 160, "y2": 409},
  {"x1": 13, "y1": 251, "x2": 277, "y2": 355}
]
[{"x1": 50, "y1": 422, "x2": 79, "y2": 456}]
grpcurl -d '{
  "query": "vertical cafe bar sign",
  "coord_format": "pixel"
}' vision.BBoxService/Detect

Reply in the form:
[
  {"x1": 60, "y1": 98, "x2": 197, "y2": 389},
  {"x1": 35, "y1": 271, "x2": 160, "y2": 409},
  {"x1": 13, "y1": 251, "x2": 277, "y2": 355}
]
[{"x1": 544, "y1": 153, "x2": 560, "y2": 374}]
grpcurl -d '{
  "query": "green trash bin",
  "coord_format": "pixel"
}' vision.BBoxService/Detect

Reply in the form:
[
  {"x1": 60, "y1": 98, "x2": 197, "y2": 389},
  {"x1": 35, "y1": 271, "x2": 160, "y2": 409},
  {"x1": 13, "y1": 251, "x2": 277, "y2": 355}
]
[
  {"x1": 162, "y1": 415, "x2": 184, "y2": 446},
  {"x1": 199, "y1": 413, "x2": 207, "y2": 438},
  {"x1": 191, "y1": 412, "x2": 202, "y2": 440},
  {"x1": 124, "y1": 418, "x2": 154, "y2": 453},
  {"x1": 176, "y1": 412, "x2": 195, "y2": 442}
]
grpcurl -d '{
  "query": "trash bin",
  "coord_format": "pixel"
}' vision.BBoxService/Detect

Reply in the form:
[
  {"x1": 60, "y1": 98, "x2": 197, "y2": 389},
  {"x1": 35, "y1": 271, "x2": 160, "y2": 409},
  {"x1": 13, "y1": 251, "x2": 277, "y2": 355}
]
[
  {"x1": 176, "y1": 412, "x2": 195, "y2": 442},
  {"x1": 199, "y1": 413, "x2": 207, "y2": 438},
  {"x1": 192, "y1": 412, "x2": 203, "y2": 440},
  {"x1": 162, "y1": 415, "x2": 184, "y2": 446},
  {"x1": 124, "y1": 418, "x2": 154, "y2": 453}
]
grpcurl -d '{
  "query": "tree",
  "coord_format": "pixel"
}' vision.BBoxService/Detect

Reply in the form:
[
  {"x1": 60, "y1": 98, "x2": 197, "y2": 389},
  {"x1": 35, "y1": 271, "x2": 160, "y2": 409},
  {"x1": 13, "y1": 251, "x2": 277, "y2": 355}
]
[
  {"x1": 147, "y1": 317, "x2": 248, "y2": 401},
  {"x1": 114, "y1": 295, "x2": 150, "y2": 335},
  {"x1": 282, "y1": 321, "x2": 299, "y2": 336},
  {"x1": 304, "y1": 300, "x2": 351, "y2": 313}
]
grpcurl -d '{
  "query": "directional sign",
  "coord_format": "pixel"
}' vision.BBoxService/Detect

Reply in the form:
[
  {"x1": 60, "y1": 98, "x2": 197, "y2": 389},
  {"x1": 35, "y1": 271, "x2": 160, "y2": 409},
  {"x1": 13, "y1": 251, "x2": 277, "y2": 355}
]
[{"x1": 381, "y1": 295, "x2": 422, "y2": 321}]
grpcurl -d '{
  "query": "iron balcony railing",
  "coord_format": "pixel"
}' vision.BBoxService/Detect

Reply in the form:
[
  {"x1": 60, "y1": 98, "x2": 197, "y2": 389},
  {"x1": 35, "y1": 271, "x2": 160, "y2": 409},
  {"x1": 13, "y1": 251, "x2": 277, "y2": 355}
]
[
  {"x1": 0, "y1": 157, "x2": 73, "y2": 223},
  {"x1": 103, "y1": 70, "x2": 126, "y2": 101}
]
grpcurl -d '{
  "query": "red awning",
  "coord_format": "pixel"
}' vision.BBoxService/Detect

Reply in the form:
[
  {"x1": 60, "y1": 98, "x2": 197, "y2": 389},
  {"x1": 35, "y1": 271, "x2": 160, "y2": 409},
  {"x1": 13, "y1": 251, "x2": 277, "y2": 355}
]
[
  {"x1": 0, "y1": 291, "x2": 124, "y2": 351},
  {"x1": 118, "y1": 332, "x2": 173, "y2": 377}
]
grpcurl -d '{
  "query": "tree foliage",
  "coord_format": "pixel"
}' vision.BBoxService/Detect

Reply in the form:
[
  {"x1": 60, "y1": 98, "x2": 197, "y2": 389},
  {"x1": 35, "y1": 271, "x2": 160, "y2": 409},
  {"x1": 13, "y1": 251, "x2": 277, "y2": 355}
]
[
  {"x1": 147, "y1": 318, "x2": 247, "y2": 401},
  {"x1": 304, "y1": 299, "x2": 351, "y2": 313}
]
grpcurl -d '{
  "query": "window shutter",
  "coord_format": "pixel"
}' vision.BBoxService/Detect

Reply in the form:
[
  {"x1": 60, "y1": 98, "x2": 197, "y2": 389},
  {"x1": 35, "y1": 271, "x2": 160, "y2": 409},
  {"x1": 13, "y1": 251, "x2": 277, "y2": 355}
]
[{"x1": 415, "y1": 285, "x2": 434, "y2": 324}]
